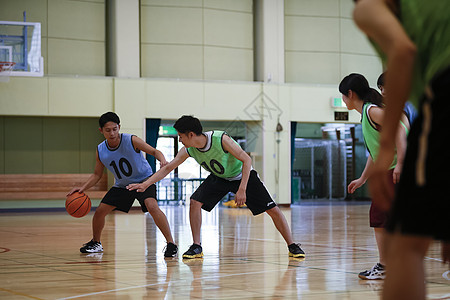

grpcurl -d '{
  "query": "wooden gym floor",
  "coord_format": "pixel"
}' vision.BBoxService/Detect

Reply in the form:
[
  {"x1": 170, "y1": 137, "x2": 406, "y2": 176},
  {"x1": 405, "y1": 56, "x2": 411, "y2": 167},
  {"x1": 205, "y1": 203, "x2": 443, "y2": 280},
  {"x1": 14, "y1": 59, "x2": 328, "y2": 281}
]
[{"x1": 0, "y1": 202, "x2": 449, "y2": 299}]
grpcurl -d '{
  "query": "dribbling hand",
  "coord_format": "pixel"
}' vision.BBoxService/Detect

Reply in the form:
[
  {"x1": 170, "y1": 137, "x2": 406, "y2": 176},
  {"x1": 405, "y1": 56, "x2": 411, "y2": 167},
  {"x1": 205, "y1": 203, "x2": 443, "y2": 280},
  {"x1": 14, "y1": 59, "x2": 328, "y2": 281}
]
[{"x1": 68, "y1": 187, "x2": 83, "y2": 196}]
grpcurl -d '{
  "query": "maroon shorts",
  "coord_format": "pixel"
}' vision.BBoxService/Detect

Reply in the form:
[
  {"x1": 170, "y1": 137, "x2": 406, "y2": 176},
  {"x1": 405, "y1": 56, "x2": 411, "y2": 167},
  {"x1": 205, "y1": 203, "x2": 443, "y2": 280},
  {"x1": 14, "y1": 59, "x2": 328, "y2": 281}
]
[{"x1": 369, "y1": 169, "x2": 395, "y2": 228}]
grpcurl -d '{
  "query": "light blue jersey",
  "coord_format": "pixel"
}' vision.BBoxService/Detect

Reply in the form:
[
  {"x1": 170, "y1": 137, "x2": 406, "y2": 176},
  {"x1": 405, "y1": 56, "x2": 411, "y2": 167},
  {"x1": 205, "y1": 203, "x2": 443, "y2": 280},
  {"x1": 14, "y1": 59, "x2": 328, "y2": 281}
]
[{"x1": 98, "y1": 133, "x2": 153, "y2": 188}]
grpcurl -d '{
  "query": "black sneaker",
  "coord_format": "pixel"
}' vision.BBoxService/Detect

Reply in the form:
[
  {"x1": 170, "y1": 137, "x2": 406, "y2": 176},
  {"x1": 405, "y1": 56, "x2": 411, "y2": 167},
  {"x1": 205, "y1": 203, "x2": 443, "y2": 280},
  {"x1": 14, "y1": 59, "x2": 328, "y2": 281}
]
[
  {"x1": 163, "y1": 242, "x2": 178, "y2": 257},
  {"x1": 288, "y1": 243, "x2": 305, "y2": 258},
  {"x1": 80, "y1": 240, "x2": 103, "y2": 253},
  {"x1": 182, "y1": 244, "x2": 203, "y2": 259}
]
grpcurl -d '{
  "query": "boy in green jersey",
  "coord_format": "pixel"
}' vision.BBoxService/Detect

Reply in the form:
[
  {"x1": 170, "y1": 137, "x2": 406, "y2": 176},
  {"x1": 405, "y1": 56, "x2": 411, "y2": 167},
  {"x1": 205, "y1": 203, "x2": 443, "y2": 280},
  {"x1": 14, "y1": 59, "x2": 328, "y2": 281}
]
[{"x1": 128, "y1": 115, "x2": 305, "y2": 259}]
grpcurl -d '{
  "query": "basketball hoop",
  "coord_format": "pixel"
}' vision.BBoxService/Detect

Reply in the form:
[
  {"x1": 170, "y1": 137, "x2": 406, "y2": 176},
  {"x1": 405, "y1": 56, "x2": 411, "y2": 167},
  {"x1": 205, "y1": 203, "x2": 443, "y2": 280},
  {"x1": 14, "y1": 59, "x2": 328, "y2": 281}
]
[{"x1": 0, "y1": 62, "x2": 15, "y2": 82}]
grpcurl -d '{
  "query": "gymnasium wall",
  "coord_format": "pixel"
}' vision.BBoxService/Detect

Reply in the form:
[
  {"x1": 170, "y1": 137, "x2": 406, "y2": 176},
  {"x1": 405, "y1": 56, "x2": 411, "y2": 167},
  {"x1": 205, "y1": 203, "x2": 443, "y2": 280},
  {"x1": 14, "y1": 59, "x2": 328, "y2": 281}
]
[
  {"x1": 284, "y1": 0, "x2": 382, "y2": 85},
  {"x1": 0, "y1": 0, "x2": 381, "y2": 82},
  {"x1": 0, "y1": 116, "x2": 103, "y2": 174},
  {"x1": 140, "y1": 0, "x2": 253, "y2": 81},
  {"x1": 0, "y1": 0, "x2": 106, "y2": 76}
]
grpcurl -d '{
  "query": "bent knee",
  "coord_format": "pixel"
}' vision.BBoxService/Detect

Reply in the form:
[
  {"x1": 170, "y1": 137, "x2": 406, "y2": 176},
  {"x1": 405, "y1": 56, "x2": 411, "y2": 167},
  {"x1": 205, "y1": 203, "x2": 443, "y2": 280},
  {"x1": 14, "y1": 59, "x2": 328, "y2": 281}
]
[
  {"x1": 190, "y1": 198, "x2": 203, "y2": 207},
  {"x1": 94, "y1": 203, "x2": 115, "y2": 217},
  {"x1": 145, "y1": 198, "x2": 160, "y2": 213},
  {"x1": 265, "y1": 206, "x2": 280, "y2": 215}
]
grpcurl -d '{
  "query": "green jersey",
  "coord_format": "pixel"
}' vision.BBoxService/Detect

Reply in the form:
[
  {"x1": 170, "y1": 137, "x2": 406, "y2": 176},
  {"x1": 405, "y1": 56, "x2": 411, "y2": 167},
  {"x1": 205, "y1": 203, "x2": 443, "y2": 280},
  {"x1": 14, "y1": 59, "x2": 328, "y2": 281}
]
[
  {"x1": 370, "y1": 0, "x2": 450, "y2": 107},
  {"x1": 362, "y1": 103, "x2": 408, "y2": 170},
  {"x1": 186, "y1": 131, "x2": 243, "y2": 180},
  {"x1": 401, "y1": 0, "x2": 450, "y2": 106}
]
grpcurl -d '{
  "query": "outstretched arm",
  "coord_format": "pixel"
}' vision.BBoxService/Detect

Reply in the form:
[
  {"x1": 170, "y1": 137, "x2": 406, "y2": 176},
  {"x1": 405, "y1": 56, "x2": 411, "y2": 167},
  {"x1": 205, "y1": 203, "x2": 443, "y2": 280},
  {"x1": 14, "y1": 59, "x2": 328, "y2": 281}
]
[
  {"x1": 132, "y1": 135, "x2": 168, "y2": 167},
  {"x1": 127, "y1": 148, "x2": 189, "y2": 192},
  {"x1": 68, "y1": 149, "x2": 105, "y2": 195}
]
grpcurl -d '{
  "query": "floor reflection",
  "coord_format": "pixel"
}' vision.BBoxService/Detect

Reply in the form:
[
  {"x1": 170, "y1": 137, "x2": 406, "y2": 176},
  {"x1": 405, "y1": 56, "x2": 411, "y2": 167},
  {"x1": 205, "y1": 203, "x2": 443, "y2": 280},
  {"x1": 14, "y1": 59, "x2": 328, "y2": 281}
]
[{"x1": 0, "y1": 203, "x2": 448, "y2": 299}]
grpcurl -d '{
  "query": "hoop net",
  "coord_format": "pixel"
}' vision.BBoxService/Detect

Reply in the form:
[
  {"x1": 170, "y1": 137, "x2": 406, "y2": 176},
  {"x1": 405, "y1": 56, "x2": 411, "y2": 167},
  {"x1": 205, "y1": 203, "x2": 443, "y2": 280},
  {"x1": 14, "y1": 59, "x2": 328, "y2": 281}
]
[{"x1": 0, "y1": 62, "x2": 15, "y2": 82}]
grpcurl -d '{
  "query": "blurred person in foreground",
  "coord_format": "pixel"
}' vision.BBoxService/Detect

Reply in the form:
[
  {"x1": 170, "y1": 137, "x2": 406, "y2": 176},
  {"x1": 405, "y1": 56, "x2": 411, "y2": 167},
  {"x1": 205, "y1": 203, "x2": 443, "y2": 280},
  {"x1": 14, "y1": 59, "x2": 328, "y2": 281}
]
[{"x1": 352, "y1": 0, "x2": 450, "y2": 299}]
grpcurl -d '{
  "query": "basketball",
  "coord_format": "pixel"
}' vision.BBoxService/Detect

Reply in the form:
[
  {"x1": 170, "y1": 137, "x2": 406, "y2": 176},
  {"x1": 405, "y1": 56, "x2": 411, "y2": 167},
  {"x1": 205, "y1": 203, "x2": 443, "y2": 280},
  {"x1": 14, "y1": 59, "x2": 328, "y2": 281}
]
[{"x1": 65, "y1": 192, "x2": 91, "y2": 218}]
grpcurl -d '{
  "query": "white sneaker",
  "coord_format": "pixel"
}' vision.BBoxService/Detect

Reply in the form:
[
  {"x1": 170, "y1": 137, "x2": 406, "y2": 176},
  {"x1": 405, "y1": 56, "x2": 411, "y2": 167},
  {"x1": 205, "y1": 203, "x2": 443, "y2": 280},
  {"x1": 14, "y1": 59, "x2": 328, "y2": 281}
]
[{"x1": 358, "y1": 263, "x2": 385, "y2": 280}]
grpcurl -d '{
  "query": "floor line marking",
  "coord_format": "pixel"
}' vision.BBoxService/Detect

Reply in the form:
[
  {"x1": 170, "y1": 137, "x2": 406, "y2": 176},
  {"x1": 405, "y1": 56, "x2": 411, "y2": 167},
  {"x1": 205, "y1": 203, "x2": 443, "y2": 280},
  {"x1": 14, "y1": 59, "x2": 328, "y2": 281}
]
[
  {"x1": 0, "y1": 287, "x2": 44, "y2": 300},
  {"x1": 221, "y1": 235, "x2": 377, "y2": 252},
  {"x1": 425, "y1": 256, "x2": 443, "y2": 263}
]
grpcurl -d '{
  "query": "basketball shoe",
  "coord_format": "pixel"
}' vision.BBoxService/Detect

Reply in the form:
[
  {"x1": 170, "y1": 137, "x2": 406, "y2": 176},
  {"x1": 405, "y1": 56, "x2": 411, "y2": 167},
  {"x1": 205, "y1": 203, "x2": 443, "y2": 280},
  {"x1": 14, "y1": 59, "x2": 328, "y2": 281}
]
[
  {"x1": 80, "y1": 240, "x2": 103, "y2": 253},
  {"x1": 358, "y1": 263, "x2": 386, "y2": 280},
  {"x1": 288, "y1": 243, "x2": 305, "y2": 258},
  {"x1": 163, "y1": 242, "x2": 178, "y2": 257},
  {"x1": 182, "y1": 244, "x2": 203, "y2": 259}
]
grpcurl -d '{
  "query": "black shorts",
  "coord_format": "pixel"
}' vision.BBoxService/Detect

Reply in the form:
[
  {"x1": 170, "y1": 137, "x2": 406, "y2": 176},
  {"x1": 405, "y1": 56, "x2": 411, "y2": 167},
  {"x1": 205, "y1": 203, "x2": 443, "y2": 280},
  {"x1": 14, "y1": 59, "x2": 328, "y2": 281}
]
[
  {"x1": 191, "y1": 170, "x2": 277, "y2": 216},
  {"x1": 386, "y1": 68, "x2": 450, "y2": 241},
  {"x1": 101, "y1": 184, "x2": 157, "y2": 213}
]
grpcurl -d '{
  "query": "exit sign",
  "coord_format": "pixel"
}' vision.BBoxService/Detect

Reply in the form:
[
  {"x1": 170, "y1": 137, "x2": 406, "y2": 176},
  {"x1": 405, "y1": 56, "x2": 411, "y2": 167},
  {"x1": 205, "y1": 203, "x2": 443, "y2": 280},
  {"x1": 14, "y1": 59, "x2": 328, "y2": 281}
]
[{"x1": 331, "y1": 97, "x2": 346, "y2": 108}]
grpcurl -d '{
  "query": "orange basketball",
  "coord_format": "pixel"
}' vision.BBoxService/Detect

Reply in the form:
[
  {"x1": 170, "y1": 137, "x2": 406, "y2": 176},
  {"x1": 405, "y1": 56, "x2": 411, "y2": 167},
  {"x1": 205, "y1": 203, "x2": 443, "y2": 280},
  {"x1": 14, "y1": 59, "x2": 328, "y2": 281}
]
[{"x1": 65, "y1": 192, "x2": 91, "y2": 218}]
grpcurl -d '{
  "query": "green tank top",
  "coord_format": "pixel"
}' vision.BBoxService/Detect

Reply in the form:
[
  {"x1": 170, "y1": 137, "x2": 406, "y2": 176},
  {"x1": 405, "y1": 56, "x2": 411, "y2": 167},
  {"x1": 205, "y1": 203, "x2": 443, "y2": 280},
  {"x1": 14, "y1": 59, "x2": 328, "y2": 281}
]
[
  {"x1": 186, "y1": 131, "x2": 243, "y2": 179},
  {"x1": 370, "y1": 0, "x2": 450, "y2": 107},
  {"x1": 362, "y1": 103, "x2": 408, "y2": 170},
  {"x1": 402, "y1": 0, "x2": 450, "y2": 106}
]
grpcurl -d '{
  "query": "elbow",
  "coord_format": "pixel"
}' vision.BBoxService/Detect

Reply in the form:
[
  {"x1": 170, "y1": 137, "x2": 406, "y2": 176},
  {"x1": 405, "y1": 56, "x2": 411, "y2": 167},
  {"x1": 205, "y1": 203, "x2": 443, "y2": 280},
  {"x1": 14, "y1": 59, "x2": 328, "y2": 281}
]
[
  {"x1": 393, "y1": 42, "x2": 417, "y2": 64},
  {"x1": 93, "y1": 171, "x2": 103, "y2": 179},
  {"x1": 404, "y1": 42, "x2": 417, "y2": 61},
  {"x1": 243, "y1": 155, "x2": 252, "y2": 167},
  {"x1": 162, "y1": 163, "x2": 176, "y2": 174}
]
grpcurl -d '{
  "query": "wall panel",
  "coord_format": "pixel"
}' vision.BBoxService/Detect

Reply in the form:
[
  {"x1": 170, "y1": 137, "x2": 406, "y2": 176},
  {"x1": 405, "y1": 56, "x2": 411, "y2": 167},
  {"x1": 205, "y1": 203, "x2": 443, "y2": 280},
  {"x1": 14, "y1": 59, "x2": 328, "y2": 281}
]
[
  {"x1": 42, "y1": 118, "x2": 80, "y2": 173},
  {"x1": 47, "y1": 39, "x2": 105, "y2": 76},
  {"x1": 46, "y1": 0, "x2": 106, "y2": 75},
  {"x1": 4, "y1": 117, "x2": 43, "y2": 174},
  {"x1": 140, "y1": 1, "x2": 253, "y2": 81},
  {"x1": 141, "y1": 44, "x2": 203, "y2": 79},
  {"x1": 285, "y1": 0, "x2": 382, "y2": 84},
  {"x1": 1, "y1": 116, "x2": 102, "y2": 174}
]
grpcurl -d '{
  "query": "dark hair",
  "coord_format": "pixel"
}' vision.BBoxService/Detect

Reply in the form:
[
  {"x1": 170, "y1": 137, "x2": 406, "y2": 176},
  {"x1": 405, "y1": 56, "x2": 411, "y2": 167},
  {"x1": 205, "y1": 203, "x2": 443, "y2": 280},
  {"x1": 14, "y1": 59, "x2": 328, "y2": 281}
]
[
  {"x1": 99, "y1": 112, "x2": 120, "y2": 128},
  {"x1": 339, "y1": 73, "x2": 383, "y2": 107},
  {"x1": 173, "y1": 115, "x2": 203, "y2": 135},
  {"x1": 377, "y1": 72, "x2": 385, "y2": 88}
]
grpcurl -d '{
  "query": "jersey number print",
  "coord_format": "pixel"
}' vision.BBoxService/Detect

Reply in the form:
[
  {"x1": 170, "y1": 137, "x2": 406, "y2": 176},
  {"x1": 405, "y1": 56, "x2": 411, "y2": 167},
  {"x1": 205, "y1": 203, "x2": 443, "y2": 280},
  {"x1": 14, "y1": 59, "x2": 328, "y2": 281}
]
[
  {"x1": 200, "y1": 159, "x2": 225, "y2": 175},
  {"x1": 110, "y1": 158, "x2": 133, "y2": 179}
]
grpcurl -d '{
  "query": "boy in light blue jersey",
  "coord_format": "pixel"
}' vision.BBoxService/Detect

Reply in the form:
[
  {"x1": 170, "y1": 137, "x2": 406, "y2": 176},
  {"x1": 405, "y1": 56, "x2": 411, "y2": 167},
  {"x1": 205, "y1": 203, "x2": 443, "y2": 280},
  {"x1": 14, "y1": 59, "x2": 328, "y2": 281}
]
[{"x1": 68, "y1": 112, "x2": 178, "y2": 257}]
